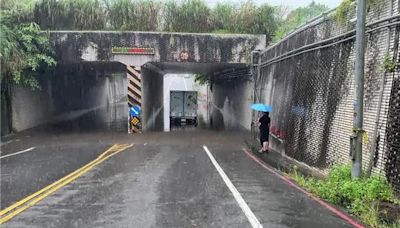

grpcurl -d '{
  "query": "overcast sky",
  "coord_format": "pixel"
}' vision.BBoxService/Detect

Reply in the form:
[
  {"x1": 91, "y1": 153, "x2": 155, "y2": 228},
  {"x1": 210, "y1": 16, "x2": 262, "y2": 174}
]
[{"x1": 204, "y1": 0, "x2": 343, "y2": 9}]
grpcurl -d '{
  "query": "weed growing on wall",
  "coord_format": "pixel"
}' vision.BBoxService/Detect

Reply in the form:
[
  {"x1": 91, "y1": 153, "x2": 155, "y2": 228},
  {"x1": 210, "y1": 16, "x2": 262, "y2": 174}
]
[
  {"x1": 335, "y1": 0, "x2": 385, "y2": 25},
  {"x1": 383, "y1": 54, "x2": 399, "y2": 73},
  {"x1": 194, "y1": 74, "x2": 208, "y2": 85},
  {"x1": 335, "y1": 0, "x2": 355, "y2": 25}
]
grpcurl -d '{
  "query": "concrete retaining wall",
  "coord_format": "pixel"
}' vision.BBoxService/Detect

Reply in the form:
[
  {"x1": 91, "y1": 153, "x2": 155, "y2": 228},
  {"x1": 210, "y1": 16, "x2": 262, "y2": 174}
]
[
  {"x1": 255, "y1": 0, "x2": 400, "y2": 189},
  {"x1": 141, "y1": 66, "x2": 164, "y2": 132},
  {"x1": 1, "y1": 86, "x2": 11, "y2": 136},
  {"x1": 11, "y1": 86, "x2": 53, "y2": 131},
  {"x1": 8, "y1": 62, "x2": 127, "y2": 133},
  {"x1": 211, "y1": 79, "x2": 253, "y2": 130}
]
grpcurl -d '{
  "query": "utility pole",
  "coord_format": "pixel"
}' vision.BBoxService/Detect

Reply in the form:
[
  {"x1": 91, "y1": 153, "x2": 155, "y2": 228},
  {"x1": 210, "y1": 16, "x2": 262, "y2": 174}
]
[{"x1": 352, "y1": 0, "x2": 367, "y2": 179}]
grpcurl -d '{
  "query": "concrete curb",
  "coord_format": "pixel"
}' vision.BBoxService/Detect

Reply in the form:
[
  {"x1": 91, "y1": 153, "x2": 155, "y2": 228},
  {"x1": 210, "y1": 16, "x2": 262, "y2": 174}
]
[
  {"x1": 241, "y1": 147, "x2": 366, "y2": 228},
  {"x1": 244, "y1": 139, "x2": 326, "y2": 179}
]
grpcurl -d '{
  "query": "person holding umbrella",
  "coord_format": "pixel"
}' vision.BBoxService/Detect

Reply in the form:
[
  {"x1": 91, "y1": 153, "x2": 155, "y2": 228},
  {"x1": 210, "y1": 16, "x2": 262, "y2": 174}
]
[{"x1": 251, "y1": 104, "x2": 272, "y2": 153}]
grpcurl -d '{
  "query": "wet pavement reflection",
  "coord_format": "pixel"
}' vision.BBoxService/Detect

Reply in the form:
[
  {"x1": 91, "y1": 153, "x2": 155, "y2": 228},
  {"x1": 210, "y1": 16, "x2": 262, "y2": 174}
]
[{"x1": 1, "y1": 130, "x2": 353, "y2": 227}]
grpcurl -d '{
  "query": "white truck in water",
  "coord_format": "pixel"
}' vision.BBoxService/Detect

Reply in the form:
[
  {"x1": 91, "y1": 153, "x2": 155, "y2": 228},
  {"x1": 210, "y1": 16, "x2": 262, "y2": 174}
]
[{"x1": 170, "y1": 91, "x2": 197, "y2": 126}]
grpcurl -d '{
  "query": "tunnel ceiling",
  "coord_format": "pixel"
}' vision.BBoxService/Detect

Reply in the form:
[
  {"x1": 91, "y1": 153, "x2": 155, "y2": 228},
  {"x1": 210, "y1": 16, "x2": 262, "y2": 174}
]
[{"x1": 145, "y1": 62, "x2": 247, "y2": 75}]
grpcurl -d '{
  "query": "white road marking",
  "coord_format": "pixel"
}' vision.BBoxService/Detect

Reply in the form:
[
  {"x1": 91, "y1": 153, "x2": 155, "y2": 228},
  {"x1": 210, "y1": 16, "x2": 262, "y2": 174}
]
[
  {"x1": 203, "y1": 145, "x2": 263, "y2": 228},
  {"x1": 0, "y1": 147, "x2": 36, "y2": 159}
]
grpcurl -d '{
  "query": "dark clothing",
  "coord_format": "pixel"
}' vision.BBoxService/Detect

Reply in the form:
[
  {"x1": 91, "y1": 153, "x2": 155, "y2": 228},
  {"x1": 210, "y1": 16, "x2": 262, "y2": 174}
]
[{"x1": 259, "y1": 115, "x2": 270, "y2": 145}]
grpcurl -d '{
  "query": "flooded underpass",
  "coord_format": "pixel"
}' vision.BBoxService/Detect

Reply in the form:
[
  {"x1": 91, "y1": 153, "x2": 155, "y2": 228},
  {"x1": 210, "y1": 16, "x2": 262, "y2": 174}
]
[
  {"x1": 0, "y1": 63, "x2": 360, "y2": 227},
  {"x1": 21, "y1": 61, "x2": 255, "y2": 134},
  {"x1": 0, "y1": 31, "x2": 365, "y2": 227},
  {"x1": 0, "y1": 58, "x2": 360, "y2": 227},
  {"x1": 140, "y1": 61, "x2": 253, "y2": 133},
  {"x1": 1, "y1": 128, "x2": 356, "y2": 228}
]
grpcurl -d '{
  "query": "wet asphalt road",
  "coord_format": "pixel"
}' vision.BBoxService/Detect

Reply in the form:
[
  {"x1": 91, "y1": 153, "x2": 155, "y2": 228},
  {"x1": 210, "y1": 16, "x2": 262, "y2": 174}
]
[
  {"x1": 1, "y1": 131, "x2": 354, "y2": 227},
  {"x1": 1, "y1": 143, "x2": 108, "y2": 209}
]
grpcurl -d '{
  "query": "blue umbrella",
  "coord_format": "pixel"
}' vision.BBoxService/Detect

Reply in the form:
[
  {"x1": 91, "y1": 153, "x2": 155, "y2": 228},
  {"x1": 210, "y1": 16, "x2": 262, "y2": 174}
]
[{"x1": 251, "y1": 103, "x2": 273, "y2": 112}]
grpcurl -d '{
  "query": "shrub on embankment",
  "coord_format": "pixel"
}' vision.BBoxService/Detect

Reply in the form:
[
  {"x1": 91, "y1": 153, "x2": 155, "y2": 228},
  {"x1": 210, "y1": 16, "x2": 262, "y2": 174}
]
[
  {"x1": 289, "y1": 164, "x2": 400, "y2": 228},
  {"x1": 2, "y1": 0, "x2": 329, "y2": 40}
]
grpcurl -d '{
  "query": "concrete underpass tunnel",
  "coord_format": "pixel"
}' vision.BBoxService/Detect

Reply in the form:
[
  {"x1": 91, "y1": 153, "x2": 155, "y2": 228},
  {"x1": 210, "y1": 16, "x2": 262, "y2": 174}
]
[
  {"x1": 10, "y1": 60, "x2": 253, "y2": 134},
  {"x1": 2, "y1": 32, "x2": 265, "y2": 135},
  {"x1": 139, "y1": 61, "x2": 253, "y2": 132}
]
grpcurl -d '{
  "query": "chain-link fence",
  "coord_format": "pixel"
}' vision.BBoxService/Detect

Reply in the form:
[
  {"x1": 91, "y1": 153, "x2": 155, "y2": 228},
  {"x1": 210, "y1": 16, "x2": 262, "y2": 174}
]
[
  {"x1": 386, "y1": 68, "x2": 400, "y2": 192},
  {"x1": 254, "y1": 0, "x2": 400, "y2": 191}
]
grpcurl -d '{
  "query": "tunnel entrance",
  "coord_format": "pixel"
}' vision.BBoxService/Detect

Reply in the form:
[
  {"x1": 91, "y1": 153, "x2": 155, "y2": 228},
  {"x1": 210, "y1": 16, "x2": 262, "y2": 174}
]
[
  {"x1": 5, "y1": 32, "x2": 266, "y2": 135},
  {"x1": 137, "y1": 62, "x2": 253, "y2": 133},
  {"x1": 9, "y1": 60, "x2": 253, "y2": 134}
]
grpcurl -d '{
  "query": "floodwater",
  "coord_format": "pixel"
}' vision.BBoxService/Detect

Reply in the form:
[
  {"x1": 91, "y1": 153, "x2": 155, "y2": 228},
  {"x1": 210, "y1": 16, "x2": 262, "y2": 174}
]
[{"x1": 1, "y1": 129, "x2": 354, "y2": 227}]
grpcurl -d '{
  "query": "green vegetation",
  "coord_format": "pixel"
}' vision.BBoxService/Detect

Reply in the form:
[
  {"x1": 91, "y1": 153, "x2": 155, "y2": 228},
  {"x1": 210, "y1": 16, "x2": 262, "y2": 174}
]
[
  {"x1": 289, "y1": 164, "x2": 400, "y2": 228},
  {"x1": 210, "y1": 2, "x2": 235, "y2": 33},
  {"x1": 108, "y1": 0, "x2": 161, "y2": 31},
  {"x1": 229, "y1": 2, "x2": 278, "y2": 40},
  {"x1": 194, "y1": 74, "x2": 208, "y2": 85},
  {"x1": 0, "y1": 0, "x2": 56, "y2": 89},
  {"x1": 335, "y1": 0, "x2": 354, "y2": 25},
  {"x1": 164, "y1": 0, "x2": 211, "y2": 33},
  {"x1": 274, "y1": 1, "x2": 329, "y2": 41},
  {"x1": 1, "y1": 0, "x2": 330, "y2": 38},
  {"x1": 0, "y1": 0, "x2": 333, "y2": 88},
  {"x1": 335, "y1": 0, "x2": 385, "y2": 25},
  {"x1": 383, "y1": 54, "x2": 399, "y2": 73},
  {"x1": 32, "y1": 0, "x2": 107, "y2": 30}
]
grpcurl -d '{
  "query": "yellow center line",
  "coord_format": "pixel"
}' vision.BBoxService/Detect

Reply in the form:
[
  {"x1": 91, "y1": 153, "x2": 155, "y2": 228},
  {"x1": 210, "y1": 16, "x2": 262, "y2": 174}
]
[
  {"x1": 0, "y1": 144, "x2": 133, "y2": 224},
  {"x1": 0, "y1": 144, "x2": 120, "y2": 217}
]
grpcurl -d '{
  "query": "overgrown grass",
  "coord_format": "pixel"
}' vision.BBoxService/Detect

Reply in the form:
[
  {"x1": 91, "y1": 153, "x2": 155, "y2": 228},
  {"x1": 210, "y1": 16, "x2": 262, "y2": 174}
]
[
  {"x1": 335, "y1": 0, "x2": 355, "y2": 25},
  {"x1": 289, "y1": 164, "x2": 399, "y2": 228},
  {"x1": 334, "y1": 0, "x2": 385, "y2": 26}
]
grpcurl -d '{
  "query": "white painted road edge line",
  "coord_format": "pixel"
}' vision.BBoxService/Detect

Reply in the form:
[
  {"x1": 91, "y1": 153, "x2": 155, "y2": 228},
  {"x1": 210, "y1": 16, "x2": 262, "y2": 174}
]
[
  {"x1": 0, "y1": 147, "x2": 36, "y2": 159},
  {"x1": 203, "y1": 145, "x2": 263, "y2": 228}
]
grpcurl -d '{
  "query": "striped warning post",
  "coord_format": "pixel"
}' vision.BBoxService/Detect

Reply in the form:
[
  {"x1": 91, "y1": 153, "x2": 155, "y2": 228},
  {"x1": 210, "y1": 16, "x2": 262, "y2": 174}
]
[{"x1": 127, "y1": 65, "x2": 142, "y2": 133}]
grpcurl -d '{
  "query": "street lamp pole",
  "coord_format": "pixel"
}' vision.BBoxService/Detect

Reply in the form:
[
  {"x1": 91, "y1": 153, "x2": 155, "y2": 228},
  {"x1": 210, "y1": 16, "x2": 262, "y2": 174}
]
[{"x1": 352, "y1": 0, "x2": 367, "y2": 179}]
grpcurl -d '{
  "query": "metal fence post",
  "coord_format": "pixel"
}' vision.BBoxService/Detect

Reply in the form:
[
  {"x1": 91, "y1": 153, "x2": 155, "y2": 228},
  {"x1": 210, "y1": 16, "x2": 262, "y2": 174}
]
[{"x1": 352, "y1": 0, "x2": 367, "y2": 179}]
